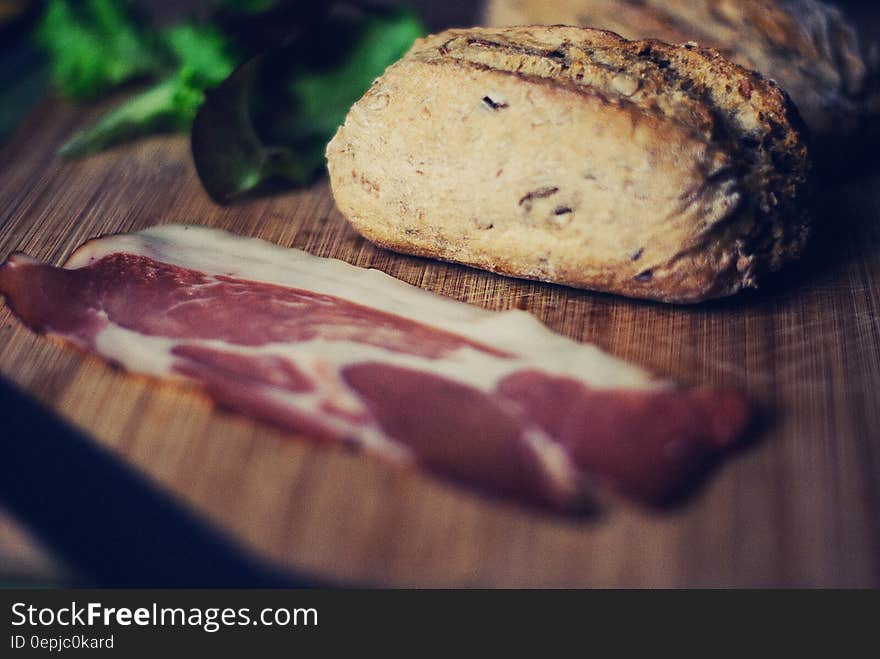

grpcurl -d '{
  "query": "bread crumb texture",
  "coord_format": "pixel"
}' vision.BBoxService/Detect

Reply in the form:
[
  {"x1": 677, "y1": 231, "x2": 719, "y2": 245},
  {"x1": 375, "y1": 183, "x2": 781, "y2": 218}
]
[{"x1": 327, "y1": 26, "x2": 811, "y2": 303}]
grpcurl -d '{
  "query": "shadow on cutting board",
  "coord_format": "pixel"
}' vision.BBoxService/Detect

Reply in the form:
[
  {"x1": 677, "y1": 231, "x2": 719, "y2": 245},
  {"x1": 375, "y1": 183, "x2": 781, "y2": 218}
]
[
  {"x1": 694, "y1": 166, "x2": 880, "y2": 314},
  {"x1": 0, "y1": 376, "x2": 320, "y2": 588}
]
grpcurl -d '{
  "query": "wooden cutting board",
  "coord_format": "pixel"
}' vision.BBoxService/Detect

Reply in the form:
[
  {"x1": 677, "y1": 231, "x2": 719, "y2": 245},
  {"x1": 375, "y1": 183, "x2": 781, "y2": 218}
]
[{"x1": 1, "y1": 96, "x2": 878, "y2": 588}]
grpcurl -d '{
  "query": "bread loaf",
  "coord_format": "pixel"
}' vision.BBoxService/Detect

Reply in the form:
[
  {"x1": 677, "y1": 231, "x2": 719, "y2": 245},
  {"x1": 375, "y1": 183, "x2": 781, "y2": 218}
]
[
  {"x1": 326, "y1": 26, "x2": 810, "y2": 303},
  {"x1": 485, "y1": 0, "x2": 879, "y2": 146}
]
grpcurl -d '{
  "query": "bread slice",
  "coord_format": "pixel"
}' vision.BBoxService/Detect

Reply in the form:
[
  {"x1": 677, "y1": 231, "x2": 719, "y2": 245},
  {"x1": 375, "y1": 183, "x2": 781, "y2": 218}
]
[
  {"x1": 485, "y1": 0, "x2": 879, "y2": 147},
  {"x1": 326, "y1": 26, "x2": 810, "y2": 303}
]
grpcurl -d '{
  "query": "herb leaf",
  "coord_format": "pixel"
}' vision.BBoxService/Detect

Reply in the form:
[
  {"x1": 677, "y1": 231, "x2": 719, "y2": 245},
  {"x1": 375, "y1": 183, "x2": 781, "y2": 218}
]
[
  {"x1": 36, "y1": 0, "x2": 161, "y2": 100},
  {"x1": 59, "y1": 22, "x2": 237, "y2": 158},
  {"x1": 191, "y1": 7, "x2": 425, "y2": 203},
  {"x1": 163, "y1": 23, "x2": 237, "y2": 92}
]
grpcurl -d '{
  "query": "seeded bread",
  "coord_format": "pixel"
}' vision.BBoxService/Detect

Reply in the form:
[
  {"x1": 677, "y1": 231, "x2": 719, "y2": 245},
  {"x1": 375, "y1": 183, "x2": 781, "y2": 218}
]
[
  {"x1": 326, "y1": 26, "x2": 810, "y2": 303},
  {"x1": 486, "y1": 0, "x2": 879, "y2": 146}
]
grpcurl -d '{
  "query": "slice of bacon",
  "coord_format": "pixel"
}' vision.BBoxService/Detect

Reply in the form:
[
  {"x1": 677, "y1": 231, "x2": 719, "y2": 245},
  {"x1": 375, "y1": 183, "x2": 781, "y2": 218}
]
[{"x1": 0, "y1": 225, "x2": 750, "y2": 512}]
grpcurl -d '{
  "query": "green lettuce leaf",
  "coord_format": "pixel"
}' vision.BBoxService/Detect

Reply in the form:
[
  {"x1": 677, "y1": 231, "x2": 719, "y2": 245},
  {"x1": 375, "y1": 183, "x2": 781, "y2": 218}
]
[
  {"x1": 59, "y1": 23, "x2": 237, "y2": 158},
  {"x1": 191, "y1": 7, "x2": 425, "y2": 203},
  {"x1": 36, "y1": 0, "x2": 161, "y2": 99}
]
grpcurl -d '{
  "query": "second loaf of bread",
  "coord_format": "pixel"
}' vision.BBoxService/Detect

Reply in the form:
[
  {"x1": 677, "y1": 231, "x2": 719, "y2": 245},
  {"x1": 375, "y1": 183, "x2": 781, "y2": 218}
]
[
  {"x1": 485, "y1": 0, "x2": 879, "y2": 150},
  {"x1": 326, "y1": 26, "x2": 810, "y2": 303}
]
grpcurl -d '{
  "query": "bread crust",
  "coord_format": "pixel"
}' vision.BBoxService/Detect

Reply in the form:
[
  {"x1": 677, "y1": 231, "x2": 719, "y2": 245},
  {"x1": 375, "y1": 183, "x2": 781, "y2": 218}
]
[
  {"x1": 485, "y1": 0, "x2": 879, "y2": 143},
  {"x1": 326, "y1": 26, "x2": 809, "y2": 303}
]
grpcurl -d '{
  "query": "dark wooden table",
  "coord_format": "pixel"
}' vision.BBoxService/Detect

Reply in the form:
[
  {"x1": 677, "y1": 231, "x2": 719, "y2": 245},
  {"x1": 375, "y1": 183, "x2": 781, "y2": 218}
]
[{"x1": 1, "y1": 1, "x2": 878, "y2": 588}]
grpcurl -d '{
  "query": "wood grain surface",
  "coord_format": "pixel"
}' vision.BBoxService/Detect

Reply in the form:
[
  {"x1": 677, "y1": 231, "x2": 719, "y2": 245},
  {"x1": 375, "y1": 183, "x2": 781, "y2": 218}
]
[{"x1": 1, "y1": 91, "x2": 879, "y2": 587}]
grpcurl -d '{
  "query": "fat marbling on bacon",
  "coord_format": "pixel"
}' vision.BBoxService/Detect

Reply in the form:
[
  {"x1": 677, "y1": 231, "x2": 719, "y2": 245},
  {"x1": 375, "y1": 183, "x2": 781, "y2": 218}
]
[{"x1": 0, "y1": 225, "x2": 750, "y2": 512}]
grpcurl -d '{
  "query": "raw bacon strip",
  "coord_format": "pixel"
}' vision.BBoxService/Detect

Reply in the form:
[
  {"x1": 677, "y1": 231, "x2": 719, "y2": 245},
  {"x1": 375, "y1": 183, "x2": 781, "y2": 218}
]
[{"x1": 0, "y1": 225, "x2": 750, "y2": 511}]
